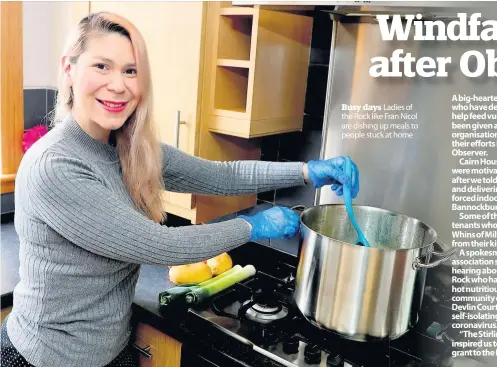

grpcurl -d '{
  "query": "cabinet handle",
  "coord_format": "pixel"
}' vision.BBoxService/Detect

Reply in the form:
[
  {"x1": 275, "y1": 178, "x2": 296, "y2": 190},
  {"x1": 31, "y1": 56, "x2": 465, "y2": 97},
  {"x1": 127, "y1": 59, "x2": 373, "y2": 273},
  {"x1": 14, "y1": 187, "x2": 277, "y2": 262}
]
[
  {"x1": 132, "y1": 343, "x2": 152, "y2": 359},
  {"x1": 175, "y1": 111, "x2": 186, "y2": 149}
]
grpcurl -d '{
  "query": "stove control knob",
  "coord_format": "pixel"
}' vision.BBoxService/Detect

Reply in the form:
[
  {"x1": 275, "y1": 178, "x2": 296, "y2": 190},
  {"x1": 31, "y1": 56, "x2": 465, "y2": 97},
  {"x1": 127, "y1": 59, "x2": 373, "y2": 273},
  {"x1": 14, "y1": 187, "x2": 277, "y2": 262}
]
[
  {"x1": 304, "y1": 344, "x2": 321, "y2": 364},
  {"x1": 283, "y1": 337, "x2": 300, "y2": 354},
  {"x1": 327, "y1": 354, "x2": 344, "y2": 367},
  {"x1": 261, "y1": 328, "x2": 279, "y2": 345}
]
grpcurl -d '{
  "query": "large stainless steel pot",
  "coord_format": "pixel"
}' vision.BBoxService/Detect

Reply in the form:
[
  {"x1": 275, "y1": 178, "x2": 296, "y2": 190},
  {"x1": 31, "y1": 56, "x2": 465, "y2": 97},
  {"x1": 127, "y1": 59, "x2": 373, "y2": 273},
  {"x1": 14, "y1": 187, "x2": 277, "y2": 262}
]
[{"x1": 293, "y1": 204, "x2": 456, "y2": 341}]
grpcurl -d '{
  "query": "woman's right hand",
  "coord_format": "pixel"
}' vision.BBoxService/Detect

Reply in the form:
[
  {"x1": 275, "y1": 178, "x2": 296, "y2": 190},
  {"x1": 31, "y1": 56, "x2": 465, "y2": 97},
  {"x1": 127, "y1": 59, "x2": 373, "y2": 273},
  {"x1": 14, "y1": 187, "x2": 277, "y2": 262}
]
[{"x1": 239, "y1": 206, "x2": 300, "y2": 242}]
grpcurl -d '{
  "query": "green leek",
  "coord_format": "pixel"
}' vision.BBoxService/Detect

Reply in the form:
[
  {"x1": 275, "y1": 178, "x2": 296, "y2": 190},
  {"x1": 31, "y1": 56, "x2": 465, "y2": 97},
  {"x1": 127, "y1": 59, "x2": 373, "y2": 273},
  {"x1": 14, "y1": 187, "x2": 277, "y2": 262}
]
[
  {"x1": 159, "y1": 265, "x2": 242, "y2": 306},
  {"x1": 185, "y1": 265, "x2": 256, "y2": 305}
]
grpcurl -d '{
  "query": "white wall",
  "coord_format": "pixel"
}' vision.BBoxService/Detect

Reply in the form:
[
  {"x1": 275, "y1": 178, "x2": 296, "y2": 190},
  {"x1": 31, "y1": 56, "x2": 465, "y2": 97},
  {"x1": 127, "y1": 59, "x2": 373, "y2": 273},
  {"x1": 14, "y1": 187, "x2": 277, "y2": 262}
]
[
  {"x1": 23, "y1": 2, "x2": 75, "y2": 89},
  {"x1": 52, "y1": 2, "x2": 75, "y2": 88}
]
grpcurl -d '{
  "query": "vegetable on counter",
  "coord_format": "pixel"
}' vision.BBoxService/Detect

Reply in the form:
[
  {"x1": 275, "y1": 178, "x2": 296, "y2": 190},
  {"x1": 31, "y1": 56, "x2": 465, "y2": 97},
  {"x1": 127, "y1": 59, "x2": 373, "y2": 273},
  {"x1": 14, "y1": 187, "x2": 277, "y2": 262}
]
[
  {"x1": 159, "y1": 264, "x2": 256, "y2": 308},
  {"x1": 205, "y1": 252, "x2": 233, "y2": 276},
  {"x1": 168, "y1": 261, "x2": 213, "y2": 285},
  {"x1": 185, "y1": 265, "x2": 256, "y2": 305},
  {"x1": 169, "y1": 252, "x2": 234, "y2": 285},
  {"x1": 160, "y1": 264, "x2": 243, "y2": 307}
]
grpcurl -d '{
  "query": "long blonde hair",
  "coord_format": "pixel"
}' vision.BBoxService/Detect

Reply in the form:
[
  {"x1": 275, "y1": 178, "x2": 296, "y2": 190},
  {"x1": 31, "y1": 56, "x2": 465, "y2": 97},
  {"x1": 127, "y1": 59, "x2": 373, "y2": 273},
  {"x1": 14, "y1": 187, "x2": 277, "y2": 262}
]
[{"x1": 52, "y1": 12, "x2": 166, "y2": 223}]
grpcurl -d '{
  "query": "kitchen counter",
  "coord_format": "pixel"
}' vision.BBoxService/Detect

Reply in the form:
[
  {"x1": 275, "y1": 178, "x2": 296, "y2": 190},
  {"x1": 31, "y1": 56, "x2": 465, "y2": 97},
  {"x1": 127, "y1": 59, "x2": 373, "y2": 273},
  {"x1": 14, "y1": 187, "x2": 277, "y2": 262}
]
[
  {"x1": 131, "y1": 264, "x2": 188, "y2": 341},
  {"x1": 0, "y1": 219, "x2": 271, "y2": 351},
  {"x1": 1, "y1": 225, "x2": 492, "y2": 367},
  {"x1": 0, "y1": 224, "x2": 186, "y2": 339},
  {"x1": 0, "y1": 218, "x2": 173, "y2": 310},
  {"x1": 0, "y1": 220, "x2": 297, "y2": 366},
  {"x1": 0, "y1": 220, "x2": 294, "y2": 366}
]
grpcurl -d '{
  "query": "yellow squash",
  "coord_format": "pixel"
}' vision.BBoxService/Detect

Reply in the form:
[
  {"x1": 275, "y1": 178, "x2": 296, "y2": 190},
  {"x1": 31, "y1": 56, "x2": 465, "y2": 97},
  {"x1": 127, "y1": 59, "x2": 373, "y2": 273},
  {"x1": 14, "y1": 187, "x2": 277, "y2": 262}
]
[
  {"x1": 168, "y1": 262, "x2": 212, "y2": 285},
  {"x1": 206, "y1": 252, "x2": 233, "y2": 276}
]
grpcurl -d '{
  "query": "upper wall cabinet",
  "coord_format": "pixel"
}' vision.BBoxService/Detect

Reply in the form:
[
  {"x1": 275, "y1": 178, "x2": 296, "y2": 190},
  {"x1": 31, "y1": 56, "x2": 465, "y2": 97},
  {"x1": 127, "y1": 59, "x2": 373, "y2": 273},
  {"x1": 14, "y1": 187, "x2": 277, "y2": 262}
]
[
  {"x1": 70, "y1": 2, "x2": 313, "y2": 223},
  {"x1": 208, "y1": 5, "x2": 313, "y2": 139}
]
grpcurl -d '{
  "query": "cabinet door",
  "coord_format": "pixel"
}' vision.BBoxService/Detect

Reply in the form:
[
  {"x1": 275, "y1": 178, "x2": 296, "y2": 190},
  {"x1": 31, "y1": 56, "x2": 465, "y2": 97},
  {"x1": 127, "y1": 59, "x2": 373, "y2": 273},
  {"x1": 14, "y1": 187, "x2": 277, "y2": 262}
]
[
  {"x1": 134, "y1": 322, "x2": 181, "y2": 367},
  {"x1": 1, "y1": 307, "x2": 12, "y2": 324},
  {"x1": 1, "y1": 2, "x2": 23, "y2": 195},
  {"x1": 89, "y1": 2, "x2": 206, "y2": 211}
]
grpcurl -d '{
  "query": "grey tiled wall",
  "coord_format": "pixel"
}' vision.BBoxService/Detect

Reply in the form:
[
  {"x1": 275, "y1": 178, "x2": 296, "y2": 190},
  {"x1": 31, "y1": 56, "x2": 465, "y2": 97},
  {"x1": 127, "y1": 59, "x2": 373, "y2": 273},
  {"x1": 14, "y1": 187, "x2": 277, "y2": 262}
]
[
  {"x1": 24, "y1": 88, "x2": 57, "y2": 129},
  {"x1": 1, "y1": 88, "x2": 56, "y2": 215},
  {"x1": 208, "y1": 11, "x2": 334, "y2": 256}
]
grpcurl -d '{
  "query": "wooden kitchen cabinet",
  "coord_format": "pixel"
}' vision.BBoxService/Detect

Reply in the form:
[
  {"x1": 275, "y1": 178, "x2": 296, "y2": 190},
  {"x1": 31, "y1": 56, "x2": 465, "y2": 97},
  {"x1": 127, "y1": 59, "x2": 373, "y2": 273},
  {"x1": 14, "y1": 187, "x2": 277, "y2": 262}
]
[
  {"x1": 133, "y1": 322, "x2": 181, "y2": 367},
  {"x1": 0, "y1": 2, "x2": 23, "y2": 195},
  {"x1": 208, "y1": 4, "x2": 313, "y2": 138},
  {"x1": 1, "y1": 306, "x2": 12, "y2": 324},
  {"x1": 71, "y1": 2, "x2": 312, "y2": 223}
]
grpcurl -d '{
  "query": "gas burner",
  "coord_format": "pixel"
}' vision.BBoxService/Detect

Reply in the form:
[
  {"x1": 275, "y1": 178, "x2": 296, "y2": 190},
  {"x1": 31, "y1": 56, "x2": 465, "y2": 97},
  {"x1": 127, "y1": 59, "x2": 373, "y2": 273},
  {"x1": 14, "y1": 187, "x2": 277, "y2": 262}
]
[
  {"x1": 253, "y1": 303, "x2": 280, "y2": 314},
  {"x1": 238, "y1": 287, "x2": 291, "y2": 324},
  {"x1": 187, "y1": 249, "x2": 455, "y2": 367},
  {"x1": 243, "y1": 300, "x2": 289, "y2": 324}
]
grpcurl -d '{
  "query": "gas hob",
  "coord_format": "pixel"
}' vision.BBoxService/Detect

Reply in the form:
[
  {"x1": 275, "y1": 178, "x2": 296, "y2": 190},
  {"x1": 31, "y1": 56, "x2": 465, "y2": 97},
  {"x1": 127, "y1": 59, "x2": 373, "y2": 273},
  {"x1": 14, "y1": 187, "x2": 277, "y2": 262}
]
[{"x1": 162, "y1": 244, "x2": 488, "y2": 367}]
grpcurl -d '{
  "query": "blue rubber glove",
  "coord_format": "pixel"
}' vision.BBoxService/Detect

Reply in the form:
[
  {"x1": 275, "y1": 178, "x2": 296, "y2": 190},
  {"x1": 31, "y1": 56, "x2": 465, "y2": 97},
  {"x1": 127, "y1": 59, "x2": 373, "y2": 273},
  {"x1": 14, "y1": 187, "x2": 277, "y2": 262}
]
[
  {"x1": 306, "y1": 156, "x2": 359, "y2": 198},
  {"x1": 239, "y1": 206, "x2": 300, "y2": 242}
]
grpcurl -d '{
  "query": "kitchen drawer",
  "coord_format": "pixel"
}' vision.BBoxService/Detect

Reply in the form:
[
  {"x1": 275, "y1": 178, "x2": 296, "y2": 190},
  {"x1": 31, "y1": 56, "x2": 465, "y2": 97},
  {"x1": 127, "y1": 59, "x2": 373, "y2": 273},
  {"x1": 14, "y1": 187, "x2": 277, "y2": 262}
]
[
  {"x1": 134, "y1": 323, "x2": 159, "y2": 367},
  {"x1": 1, "y1": 307, "x2": 12, "y2": 324},
  {"x1": 133, "y1": 322, "x2": 182, "y2": 367}
]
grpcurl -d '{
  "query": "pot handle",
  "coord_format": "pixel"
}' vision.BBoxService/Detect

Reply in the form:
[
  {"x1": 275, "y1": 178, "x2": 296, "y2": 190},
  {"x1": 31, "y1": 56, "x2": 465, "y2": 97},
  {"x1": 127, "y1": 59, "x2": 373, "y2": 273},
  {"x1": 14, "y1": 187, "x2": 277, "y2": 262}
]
[
  {"x1": 413, "y1": 237, "x2": 457, "y2": 269},
  {"x1": 291, "y1": 205, "x2": 306, "y2": 212}
]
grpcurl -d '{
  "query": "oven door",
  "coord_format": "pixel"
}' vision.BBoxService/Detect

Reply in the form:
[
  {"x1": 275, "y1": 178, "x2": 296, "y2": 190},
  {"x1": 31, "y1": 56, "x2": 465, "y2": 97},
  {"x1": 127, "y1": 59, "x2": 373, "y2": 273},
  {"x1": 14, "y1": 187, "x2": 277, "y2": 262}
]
[
  {"x1": 181, "y1": 345, "x2": 218, "y2": 367},
  {"x1": 182, "y1": 310, "x2": 287, "y2": 367}
]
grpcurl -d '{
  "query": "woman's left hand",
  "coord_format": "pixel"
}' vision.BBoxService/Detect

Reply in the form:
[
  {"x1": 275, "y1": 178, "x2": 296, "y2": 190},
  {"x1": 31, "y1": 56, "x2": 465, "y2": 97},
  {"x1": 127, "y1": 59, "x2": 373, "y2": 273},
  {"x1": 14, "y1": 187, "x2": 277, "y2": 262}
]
[{"x1": 304, "y1": 156, "x2": 359, "y2": 198}]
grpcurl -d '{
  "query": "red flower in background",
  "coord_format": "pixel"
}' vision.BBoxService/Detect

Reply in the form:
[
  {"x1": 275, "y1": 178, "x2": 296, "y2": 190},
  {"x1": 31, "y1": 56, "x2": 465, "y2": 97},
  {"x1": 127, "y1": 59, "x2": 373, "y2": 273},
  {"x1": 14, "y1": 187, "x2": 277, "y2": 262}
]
[{"x1": 22, "y1": 125, "x2": 48, "y2": 153}]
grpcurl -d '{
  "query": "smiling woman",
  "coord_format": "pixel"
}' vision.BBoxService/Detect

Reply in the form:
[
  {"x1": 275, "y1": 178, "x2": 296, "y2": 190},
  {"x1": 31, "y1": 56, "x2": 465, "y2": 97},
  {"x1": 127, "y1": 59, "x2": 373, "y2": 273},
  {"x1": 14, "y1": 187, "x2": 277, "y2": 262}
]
[
  {"x1": 65, "y1": 34, "x2": 140, "y2": 134},
  {"x1": 55, "y1": 13, "x2": 165, "y2": 222}
]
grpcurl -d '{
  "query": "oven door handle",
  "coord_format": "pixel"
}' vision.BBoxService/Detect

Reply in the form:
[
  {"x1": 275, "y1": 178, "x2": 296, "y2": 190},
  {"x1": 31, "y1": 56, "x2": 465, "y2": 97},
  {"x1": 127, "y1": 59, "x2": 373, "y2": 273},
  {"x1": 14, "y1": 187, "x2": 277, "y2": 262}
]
[{"x1": 199, "y1": 322, "x2": 297, "y2": 367}]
